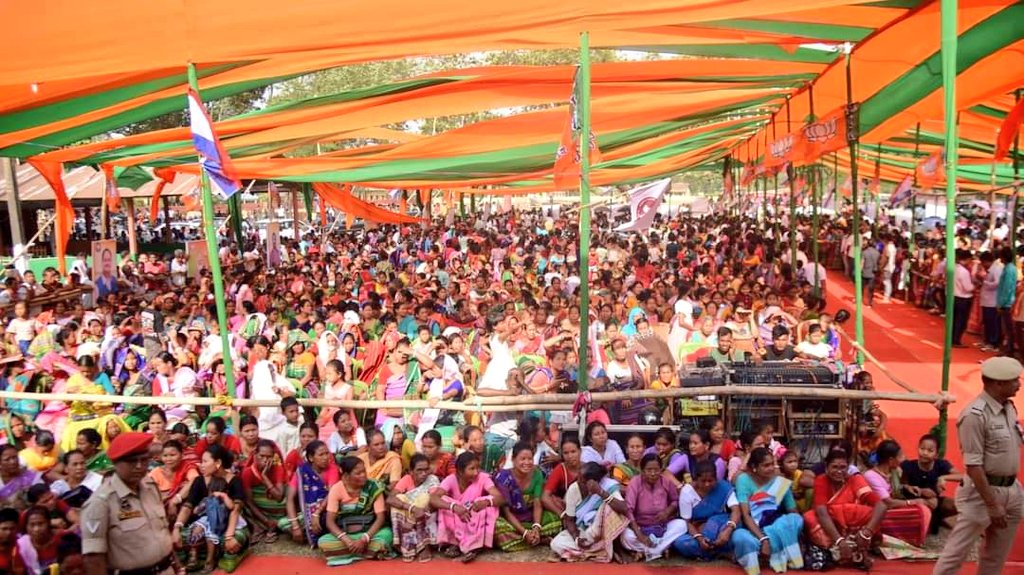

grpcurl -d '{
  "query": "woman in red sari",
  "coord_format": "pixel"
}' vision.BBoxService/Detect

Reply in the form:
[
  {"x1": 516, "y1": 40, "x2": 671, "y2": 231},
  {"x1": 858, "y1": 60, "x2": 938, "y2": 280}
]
[
  {"x1": 192, "y1": 416, "x2": 242, "y2": 459},
  {"x1": 803, "y1": 449, "x2": 885, "y2": 570}
]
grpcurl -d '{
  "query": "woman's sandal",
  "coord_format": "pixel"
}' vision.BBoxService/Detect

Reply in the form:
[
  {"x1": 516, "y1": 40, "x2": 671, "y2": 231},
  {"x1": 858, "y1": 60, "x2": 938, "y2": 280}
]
[
  {"x1": 457, "y1": 551, "x2": 477, "y2": 563},
  {"x1": 263, "y1": 530, "x2": 279, "y2": 545},
  {"x1": 418, "y1": 550, "x2": 432, "y2": 563},
  {"x1": 442, "y1": 546, "x2": 461, "y2": 559}
]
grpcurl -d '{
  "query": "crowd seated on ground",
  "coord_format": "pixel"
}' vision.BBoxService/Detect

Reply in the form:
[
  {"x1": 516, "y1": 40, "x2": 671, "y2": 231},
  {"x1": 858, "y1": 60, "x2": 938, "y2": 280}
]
[{"x1": 0, "y1": 208, "x2": 975, "y2": 572}]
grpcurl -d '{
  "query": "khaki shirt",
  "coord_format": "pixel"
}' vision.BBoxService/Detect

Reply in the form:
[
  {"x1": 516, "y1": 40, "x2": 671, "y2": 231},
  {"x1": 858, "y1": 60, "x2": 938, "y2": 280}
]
[
  {"x1": 957, "y1": 391, "x2": 1022, "y2": 478},
  {"x1": 80, "y1": 474, "x2": 173, "y2": 570}
]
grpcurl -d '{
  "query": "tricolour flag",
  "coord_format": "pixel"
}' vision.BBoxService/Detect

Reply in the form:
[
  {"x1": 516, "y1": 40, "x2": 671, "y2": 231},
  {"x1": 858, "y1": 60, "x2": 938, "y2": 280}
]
[
  {"x1": 553, "y1": 67, "x2": 602, "y2": 190},
  {"x1": 888, "y1": 174, "x2": 915, "y2": 208},
  {"x1": 187, "y1": 88, "x2": 241, "y2": 199},
  {"x1": 614, "y1": 178, "x2": 671, "y2": 233}
]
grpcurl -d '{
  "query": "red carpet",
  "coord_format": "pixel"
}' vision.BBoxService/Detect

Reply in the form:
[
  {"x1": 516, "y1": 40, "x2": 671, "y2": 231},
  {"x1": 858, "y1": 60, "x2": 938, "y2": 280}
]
[{"x1": 235, "y1": 555, "x2": 992, "y2": 575}]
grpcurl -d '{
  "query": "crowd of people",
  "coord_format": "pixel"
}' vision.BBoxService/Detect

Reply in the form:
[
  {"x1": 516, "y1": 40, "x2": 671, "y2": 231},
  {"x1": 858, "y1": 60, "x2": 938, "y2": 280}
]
[{"x1": 0, "y1": 205, "x2": 993, "y2": 574}]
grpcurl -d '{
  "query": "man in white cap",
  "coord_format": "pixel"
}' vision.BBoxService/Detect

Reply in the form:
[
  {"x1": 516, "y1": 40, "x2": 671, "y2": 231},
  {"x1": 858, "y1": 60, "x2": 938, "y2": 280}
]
[{"x1": 932, "y1": 356, "x2": 1023, "y2": 575}]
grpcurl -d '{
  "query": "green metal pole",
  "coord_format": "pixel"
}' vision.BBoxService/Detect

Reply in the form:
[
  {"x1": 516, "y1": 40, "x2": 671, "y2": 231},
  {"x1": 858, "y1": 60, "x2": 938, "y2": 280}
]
[
  {"x1": 809, "y1": 86, "x2": 821, "y2": 297},
  {"x1": 1011, "y1": 90, "x2": 1021, "y2": 257},
  {"x1": 846, "y1": 49, "x2": 865, "y2": 365},
  {"x1": 577, "y1": 31, "x2": 592, "y2": 392},
  {"x1": 910, "y1": 123, "x2": 921, "y2": 268},
  {"x1": 873, "y1": 145, "x2": 881, "y2": 239},
  {"x1": 937, "y1": 0, "x2": 959, "y2": 457},
  {"x1": 187, "y1": 63, "x2": 236, "y2": 398},
  {"x1": 228, "y1": 193, "x2": 244, "y2": 248}
]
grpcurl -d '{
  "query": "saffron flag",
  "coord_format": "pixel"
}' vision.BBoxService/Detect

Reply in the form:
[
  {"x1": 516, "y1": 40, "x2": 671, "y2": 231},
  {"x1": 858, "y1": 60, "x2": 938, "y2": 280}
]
[
  {"x1": 614, "y1": 178, "x2": 670, "y2": 233},
  {"x1": 100, "y1": 164, "x2": 122, "y2": 214},
  {"x1": 792, "y1": 176, "x2": 807, "y2": 204},
  {"x1": 181, "y1": 186, "x2": 201, "y2": 212},
  {"x1": 995, "y1": 97, "x2": 1024, "y2": 161},
  {"x1": 765, "y1": 134, "x2": 797, "y2": 169},
  {"x1": 553, "y1": 67, "x2": 602, "y2": 190},
  {"x1": 916, "y1": 148, "x2": 945, "y2": 190},
  {"x1": 839, "y1": 175, "x2": 852, "y2": 198},
  {"x1": 796, "y1": 106, "x2": 848, "y2": 165},
  {"x1": 150, "y1": 167, "x2": 177, "y2": 223},
  {"x1": 889, "y1": 174, "x2": 915, "y2": 208},
  {"x1": 740, "y1": 163, "x2": 755, "y2": 187},
  {"x1": 187, "y1": 88, "x2": 240, "y2": 199},
  {"x1": 27, "y1": 159, "x2": 75, "y2": 276}
]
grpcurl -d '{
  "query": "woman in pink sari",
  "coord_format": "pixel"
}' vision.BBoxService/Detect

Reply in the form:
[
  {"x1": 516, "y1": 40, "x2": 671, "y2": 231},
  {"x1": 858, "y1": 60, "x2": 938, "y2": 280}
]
[{"x1": 429, "y1": 452, "x2": 504, "y2": 563}]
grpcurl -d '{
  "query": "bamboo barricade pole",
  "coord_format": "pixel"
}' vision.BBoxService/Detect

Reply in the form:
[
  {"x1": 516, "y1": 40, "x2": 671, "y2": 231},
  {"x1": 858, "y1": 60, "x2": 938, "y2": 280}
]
[
  {"x1": 0, "y1": 385, "x2": 953, "y2": 412},
  {"x1": 833, "y1": 325, "x2": 920, "y2": 394}
]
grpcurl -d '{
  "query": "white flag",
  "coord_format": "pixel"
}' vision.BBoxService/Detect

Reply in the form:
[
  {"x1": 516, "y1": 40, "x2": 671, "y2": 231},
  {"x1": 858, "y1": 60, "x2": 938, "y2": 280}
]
[{"x1": 614, "y1": 178, "x2": 671, "y2": 233}]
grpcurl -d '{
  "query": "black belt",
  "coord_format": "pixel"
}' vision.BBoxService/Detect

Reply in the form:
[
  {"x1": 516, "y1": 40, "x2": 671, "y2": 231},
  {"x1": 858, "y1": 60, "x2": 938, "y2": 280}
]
[
  {"x1": 986, "y1": 475, "x2": 1018, "y2": 488},
  {"x1": 115, "y1": 555, "x2": 173, "y2": 575}
]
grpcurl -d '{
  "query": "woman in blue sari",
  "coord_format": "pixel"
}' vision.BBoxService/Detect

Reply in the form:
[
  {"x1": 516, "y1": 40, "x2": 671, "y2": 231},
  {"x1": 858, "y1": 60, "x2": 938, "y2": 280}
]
[
  {"x1": 671, "y1": 461, "x2": 740, "y2": 561},
  {"x1": 731, "y1": 447, "x2": 804, "y2": 575}
]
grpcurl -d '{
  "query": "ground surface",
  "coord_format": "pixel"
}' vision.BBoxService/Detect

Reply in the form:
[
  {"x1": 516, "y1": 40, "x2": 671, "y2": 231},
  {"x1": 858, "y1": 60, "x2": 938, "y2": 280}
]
[{"x1": 231, "y1": 273, "x2": 1024, "y2": 573}]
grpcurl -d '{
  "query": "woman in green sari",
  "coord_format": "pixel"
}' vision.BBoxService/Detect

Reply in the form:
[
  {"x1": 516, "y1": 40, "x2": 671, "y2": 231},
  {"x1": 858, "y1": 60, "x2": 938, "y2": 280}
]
[
  {"x1": 76, "y1": 429, "x2": 112, "y2": 474},
  {"x1": 317, "y1": 456, "x2": 392, "y2": 566},
  {"x1": 494, "y1": 442, "x2": 562, "y2": 552}
]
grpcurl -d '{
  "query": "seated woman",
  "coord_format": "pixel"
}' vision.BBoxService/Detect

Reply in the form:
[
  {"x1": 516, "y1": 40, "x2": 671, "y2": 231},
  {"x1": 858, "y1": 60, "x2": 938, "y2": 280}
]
[
  {"x1": 541, "y1": 437, "x2": 582, "y2": 516},
  {"x1": 317, "y1": 456, "x2": 391, "y2": 565},
  {"x1": 648, "y1": 427, "x2": 685, "y2": 486},
  {"x1": 17, "y1": 505, "x2": 65, "y2": 575},
  {"x1": 899, "y1": 433, "x2": 959, "y2": 534},
  {"x1": 549, "y1": 462, "x2": 629, "y2": 563},
  {"x1": 671, "y1": 461, "x2": 741, "y2": 562},
  {"x1": 612, "y1": 434, "x2": 646, "y2": 486},
  {"x1": 327, "y1": 410, "x2": 366, "y2": 457},
  {"x1": 705, "y1": 417, "x2": 737, "y2": 462},
  {"x1": 283, "y1": 440, "x2": 339, "y2": 545},
  {"x1": 802, "y1": 448, "x2": 885, "y2": 571},
  {"x1": 240, "y1": 439, "x2": 287, "y2": 544},
  {"x1": 494, "y1": 442, "x2": 561, "y2": 552},
  {"x1": 59, "y1": 355, "x2": 128, "y2": 452},
  {"x1": 420, "y1": 429, "x2": 452, "y2": 478},
  {"x1": 430, "y1": 451, "x2": 504, "y2": 563},
  {"x1": 451, "y1": 426, "x2": 505, "y2": 475},
  {"x1": 779, "y1": 450, "x2": 815, "y2": 513},
  {"x1": 382, "y1": 421, "x2": 417, "y2": 473},
  {"x1": 75, "y1": 429, "x2": 112, "y2": 474},
  {"x1": 48, "y1": 450, "x2": 102, "y2": 509},
  {"x1": 387, "y1": 453, "x2": 440, "y2": 562},
  {"x1": 235, "y1": 416, "x2": 262, "y2": 471},
  {"x1": 0, "y1": 444, "x2": 43, "y2": 510},
  {"x1": 731, "y1": 447, "x2": 805, "y2": 575},
  {"x1": 172, "y1": 444, "x2": 250, "y2": 574},
  {"x1": 580, "y1": 422, "x2": 625, "y2": 468},
  {"x1": 681, "y1": 430, "x2": 726, "y2": 482},
  {"x1": 358, "y1": 429, "x2": 402, "y2": 487},
  {"x1": 283, "y1": 422, "x2": 320, "y2": 482},
  {"x1": 148, "y1": 440, "x2": 199, "y2": 520},
  {"x1": 863, "y1": 439, "x2": 932, "y2": 547},
  {"x1": 621, "y1": 454, "x2": 687, "y2": 562},
  {"x1": 193, "y1": 417, "x2": 242, "y2": 459},
  {"x1": 18, "y1": 430, "x2": 59, "y2": 478}
]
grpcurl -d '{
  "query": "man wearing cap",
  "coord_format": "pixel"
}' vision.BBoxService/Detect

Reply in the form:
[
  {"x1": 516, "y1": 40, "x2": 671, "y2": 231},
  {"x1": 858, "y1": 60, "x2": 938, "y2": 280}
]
[
  {"x1": 932, "y1": 356, "x2": 1023, "y2": 575},
  {"x1": 82, "y1": 433, "x2": 178, "y2": 575}
]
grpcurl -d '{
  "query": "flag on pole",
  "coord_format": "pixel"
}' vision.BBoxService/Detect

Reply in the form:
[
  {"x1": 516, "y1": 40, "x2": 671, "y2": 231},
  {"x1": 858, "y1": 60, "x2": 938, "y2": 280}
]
[
  {"x1": 915, "y1": 148, "x2": 945, "y2": 190},
  {"x1": 150, "y1": 168, "x2": 177, "y2": 223},
  {"x1": 888, "y1": 174, "x2": 915, "y2": 208},
  {"x1": 100, "y1": 164, "x2": 122, "y2": 214},
  {"x1": 27, "y1": 159, "x2": 74, "y2": 276},
  {"x1": 614, "y1": 178, "x2": 671, "y2": 233},
  {"x1": 187, "y1": 88, "x2": 241, "y2": 199},
  {"x1": 792, "y1": 176, "x2": 807, "y2": 204},
  {"x1": 553, "y1": 67, "x2": 602, "y2": 189},
  {"x1": 995, "y1": 97, "x2": 1024, "y2": 161},
  {"x1": 181, "y1": 186, "x2": 201, "y2": 212}
]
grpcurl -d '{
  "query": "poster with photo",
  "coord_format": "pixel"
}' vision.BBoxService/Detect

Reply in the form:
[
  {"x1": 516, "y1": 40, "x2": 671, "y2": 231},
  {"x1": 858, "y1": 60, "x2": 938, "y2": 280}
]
[
  {"x1": 266, "y1": 222, "x2": 281, "y2": 268},
  {"x1": 187, "y1": 240, "x2": 210, "y2": 279},
  {"x1": 90, "y1": 239, "x2": 118, "y2": 298}
]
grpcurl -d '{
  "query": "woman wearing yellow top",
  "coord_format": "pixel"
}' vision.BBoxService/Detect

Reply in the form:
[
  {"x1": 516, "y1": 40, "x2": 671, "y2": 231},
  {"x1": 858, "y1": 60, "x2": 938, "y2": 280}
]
[
  {"x1": 59, "y1": 356, "x2": 130, "y2": 452},
  {"x1": 358, "y1": 429, "x2": 402, "y2": 487}
]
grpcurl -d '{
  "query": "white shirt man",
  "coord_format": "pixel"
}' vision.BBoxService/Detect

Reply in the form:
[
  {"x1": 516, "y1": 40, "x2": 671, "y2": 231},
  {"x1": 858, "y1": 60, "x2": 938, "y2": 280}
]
[
  {"x1": 954, "y1": 261, "x2": 975, "y2": 298},
  {"x1": 980, "y1": 259, "x2": 1003, "y2": 309}
]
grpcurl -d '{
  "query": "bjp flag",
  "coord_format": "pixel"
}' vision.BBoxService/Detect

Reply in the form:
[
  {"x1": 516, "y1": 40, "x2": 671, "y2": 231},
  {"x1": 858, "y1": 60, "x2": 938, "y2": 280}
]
[
  {"x1": 795, "y1": 106, "x2": 848, "y2": 165},
  {"x1": 100, "y1": 164, "x2": 121, "y2": 214},
  {"x1": 916, "y1": 149, "x2": 945, "y2": 190},
  {"x1": 764, "y1": 133, "x2": 798, "y2": 169},
  {"x1": 553, "y1": 67, "x2": 602, "y2": 190}
]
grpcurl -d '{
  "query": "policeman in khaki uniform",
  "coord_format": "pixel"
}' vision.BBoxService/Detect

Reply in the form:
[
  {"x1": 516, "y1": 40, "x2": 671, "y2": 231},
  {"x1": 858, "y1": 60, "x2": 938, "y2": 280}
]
[
  {"x1": 82, "y1": 432, "x2": 181, "y2": 575},
  {"x1": 933, "y1": 356, "x2": 1023, "y2": 575}
]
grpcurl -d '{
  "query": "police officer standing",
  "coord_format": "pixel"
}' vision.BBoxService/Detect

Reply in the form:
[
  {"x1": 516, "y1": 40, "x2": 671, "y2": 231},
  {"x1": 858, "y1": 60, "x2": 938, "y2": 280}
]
[
  {"x1": 932, "y1": 356, "x2": 1023, "y2": 575},
  {"x1": 82, "y1": 432, "x2": 181, "y2": 575}
]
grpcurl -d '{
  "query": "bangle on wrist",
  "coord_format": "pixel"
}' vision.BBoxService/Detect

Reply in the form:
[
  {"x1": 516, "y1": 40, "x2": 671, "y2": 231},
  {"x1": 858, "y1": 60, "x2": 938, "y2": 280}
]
[
  {"x1": 726, "y1": 520, "x2": 737, "y2": 529},
  {"x1": 531, "y1": 523, "x2": 541, "y2": 531},
  {"x1": 758, "y1": 536, "x2": 769, "y2": 543},
  {"x1": 449, "y1": 503, "x2": 456, "y2": 512},
  {"x1": 694, "y1": 534, "x2": 705, "y2": 540},
  {"x1": 174, "y1": 522, "x2": 184, "y2": 529}
]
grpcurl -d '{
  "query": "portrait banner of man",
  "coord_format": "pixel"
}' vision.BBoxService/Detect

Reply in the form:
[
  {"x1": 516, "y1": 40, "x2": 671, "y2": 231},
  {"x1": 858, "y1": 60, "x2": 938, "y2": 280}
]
[
  {"x1": 90, "y1": 239, "x2": 118, "y2": 299},
  {"x1": 187, "y1": 239, "x2": 210, "y2": 278}
]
